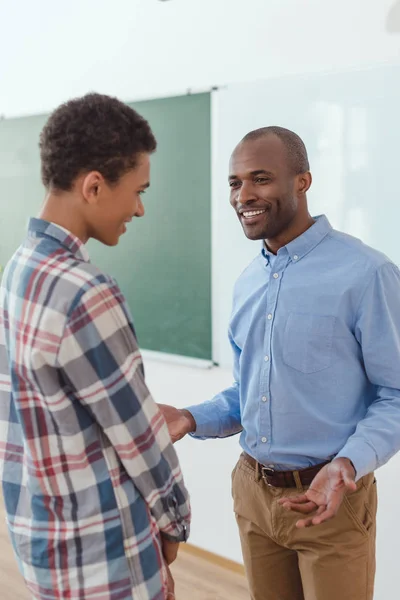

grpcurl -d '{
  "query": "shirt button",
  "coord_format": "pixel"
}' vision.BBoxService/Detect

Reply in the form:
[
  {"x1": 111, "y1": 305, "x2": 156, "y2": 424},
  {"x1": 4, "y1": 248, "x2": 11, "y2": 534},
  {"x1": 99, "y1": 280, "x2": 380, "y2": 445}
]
[
  {"x1": 262, "y1": 396, "x2": 268, "y2": 402},
  {"x1": 261, "y1": 437, "x2": 267, "y2": 443},
  {"x1": 264, "y1": 355, "x2": 269, "y2": 362},
  {"x1": 293, "y1": 255, "x2": 299, "y2": 260},
  {"x1": 267, "y1": 313, "x2": 273, "y2": 320},
  {"x1": 273, "y1": 273, "x2": 279, "y2": 279}
]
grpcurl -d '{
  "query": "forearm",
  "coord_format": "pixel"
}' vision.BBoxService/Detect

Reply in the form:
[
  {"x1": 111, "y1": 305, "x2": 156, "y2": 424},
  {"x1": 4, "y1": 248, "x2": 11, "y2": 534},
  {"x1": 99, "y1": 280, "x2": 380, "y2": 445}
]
[
  {"x1": 347, "y1": 263, "x2": 400, "y2": 479},
  {"x1": 186, "y1": 383, "x2": 242, "y2": 439},
  {"x1": 336, "y1": 386, "x2": 400, "y2": 479},
  {"x1": 89, "y1": 377, "x2": 191, "y2": 540},
  {"x1": 141, "y1": 402, "x2": 191, "y2": 540}
]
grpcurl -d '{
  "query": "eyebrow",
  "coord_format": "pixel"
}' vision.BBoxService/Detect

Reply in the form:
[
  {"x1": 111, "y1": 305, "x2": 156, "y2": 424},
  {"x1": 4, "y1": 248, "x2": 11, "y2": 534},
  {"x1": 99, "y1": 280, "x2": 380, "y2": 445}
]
[
  {"x1": 228, "y1": 169, "x2": 275, "y2": 181},
  {"x1": 141, "y1": 182, "x2": 150, "y2": 189}
]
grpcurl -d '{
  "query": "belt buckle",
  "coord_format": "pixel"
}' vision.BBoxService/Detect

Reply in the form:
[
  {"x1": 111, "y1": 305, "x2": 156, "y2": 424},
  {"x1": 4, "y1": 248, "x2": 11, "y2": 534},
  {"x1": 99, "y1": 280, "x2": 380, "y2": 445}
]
[{"x1": 261, "y1": 466, "x2": 275, "y2": 486}]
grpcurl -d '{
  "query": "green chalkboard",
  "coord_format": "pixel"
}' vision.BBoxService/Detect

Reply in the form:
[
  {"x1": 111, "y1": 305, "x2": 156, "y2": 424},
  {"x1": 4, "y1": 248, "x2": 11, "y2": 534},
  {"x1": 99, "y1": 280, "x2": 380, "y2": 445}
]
[
  {"x1": 0, "y1": 113, "x2": 48, "y2": 265},
  {"x1": 0, "y1": 93, "x2": 212, "y2": 360}
]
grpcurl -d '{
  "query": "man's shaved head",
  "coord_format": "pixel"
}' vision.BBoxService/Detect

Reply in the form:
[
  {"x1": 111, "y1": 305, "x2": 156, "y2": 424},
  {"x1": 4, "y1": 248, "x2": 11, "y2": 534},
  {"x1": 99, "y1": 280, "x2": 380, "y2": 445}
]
[{"x1": 241, "y1": 126, "x2": 309, "y2": 175}]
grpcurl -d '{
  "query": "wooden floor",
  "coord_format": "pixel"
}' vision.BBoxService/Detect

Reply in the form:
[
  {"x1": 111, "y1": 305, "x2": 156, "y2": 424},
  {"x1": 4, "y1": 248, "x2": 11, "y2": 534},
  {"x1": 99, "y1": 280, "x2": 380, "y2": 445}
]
[
  {"x1": 172, "y1": 549, "x2": 248, "y2": 600},
  {"x1": 0, "y1": 504, "x2": 248, "y2": 600}
]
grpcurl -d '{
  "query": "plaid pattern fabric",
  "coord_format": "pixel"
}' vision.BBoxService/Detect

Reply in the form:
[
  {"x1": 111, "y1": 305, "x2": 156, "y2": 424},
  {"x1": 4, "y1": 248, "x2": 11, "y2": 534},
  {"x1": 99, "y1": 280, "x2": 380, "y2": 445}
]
[{"x1": 0, "y1": 218, "x2": 190, "y2": 600}]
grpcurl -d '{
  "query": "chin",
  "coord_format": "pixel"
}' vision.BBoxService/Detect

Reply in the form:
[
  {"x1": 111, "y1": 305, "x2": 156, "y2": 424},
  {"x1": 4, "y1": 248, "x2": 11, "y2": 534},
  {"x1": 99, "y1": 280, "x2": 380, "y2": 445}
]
[
  {"x1": 92, "y1": 232, "x2": 119, "y2": 247},
  {"x1": 242, "y1": 226, "x2": 268, "y2": 241},
  {"x1": 105, "y1": 236, "x2": 120, "y2": 247}
]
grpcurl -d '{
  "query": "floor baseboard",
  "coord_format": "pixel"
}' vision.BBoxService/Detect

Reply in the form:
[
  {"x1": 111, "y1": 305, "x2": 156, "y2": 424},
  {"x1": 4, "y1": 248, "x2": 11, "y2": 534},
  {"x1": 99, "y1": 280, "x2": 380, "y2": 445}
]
[{"x1": 180, "y1": 543, "x2": 245, "y2": 576}]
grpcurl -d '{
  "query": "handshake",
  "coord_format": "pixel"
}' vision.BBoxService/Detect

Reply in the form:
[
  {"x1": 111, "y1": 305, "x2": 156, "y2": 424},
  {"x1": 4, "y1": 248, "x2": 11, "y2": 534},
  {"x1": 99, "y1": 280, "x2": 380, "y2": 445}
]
[{"x1": 158, "y1": 404, "x2": 197, "y2": 443}]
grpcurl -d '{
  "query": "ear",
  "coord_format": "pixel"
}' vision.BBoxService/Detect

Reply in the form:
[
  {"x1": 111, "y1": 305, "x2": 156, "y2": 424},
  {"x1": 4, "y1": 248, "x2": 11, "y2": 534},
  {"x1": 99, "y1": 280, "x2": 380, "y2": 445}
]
[
  {"x1": 81, "y1": 171, "x2": 105, "y2": 206},
  {"x1": 296, "y1": 171, "x2": 312, "y2": 195}
]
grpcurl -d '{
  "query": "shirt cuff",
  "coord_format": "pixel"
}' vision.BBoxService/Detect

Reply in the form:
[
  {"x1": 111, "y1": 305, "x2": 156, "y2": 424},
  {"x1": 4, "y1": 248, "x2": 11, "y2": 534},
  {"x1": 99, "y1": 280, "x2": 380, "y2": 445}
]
[
  {"x1": 161, "y1": 525, "x2": 189, "y2": 543},
  {"x1": 336, "y1": 440, "x2": 378, "y2": 480},
  {"x1": 185, "y1": 403, "x2": 221, "y2": 439}
]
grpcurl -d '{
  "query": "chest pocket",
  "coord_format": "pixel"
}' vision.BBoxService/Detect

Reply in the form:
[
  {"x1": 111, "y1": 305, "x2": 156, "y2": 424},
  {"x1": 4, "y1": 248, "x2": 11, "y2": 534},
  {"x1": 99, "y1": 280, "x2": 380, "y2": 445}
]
[{"x1": 283, "y1": 313, "x2": 336, "y2": 374}]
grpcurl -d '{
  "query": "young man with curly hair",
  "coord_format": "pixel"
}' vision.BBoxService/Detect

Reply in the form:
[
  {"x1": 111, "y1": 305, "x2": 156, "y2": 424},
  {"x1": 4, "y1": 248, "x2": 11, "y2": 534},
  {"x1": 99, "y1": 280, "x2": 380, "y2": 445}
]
[{"x1": 0, "y1": 93, "x2": 190, "y2": 600}]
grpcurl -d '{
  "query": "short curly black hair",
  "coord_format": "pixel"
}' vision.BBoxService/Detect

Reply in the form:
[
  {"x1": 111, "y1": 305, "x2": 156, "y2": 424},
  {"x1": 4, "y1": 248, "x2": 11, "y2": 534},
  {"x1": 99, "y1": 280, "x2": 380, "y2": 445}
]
[{"x1": 39, "y1": 93, "x2": 157, "y2": 191}]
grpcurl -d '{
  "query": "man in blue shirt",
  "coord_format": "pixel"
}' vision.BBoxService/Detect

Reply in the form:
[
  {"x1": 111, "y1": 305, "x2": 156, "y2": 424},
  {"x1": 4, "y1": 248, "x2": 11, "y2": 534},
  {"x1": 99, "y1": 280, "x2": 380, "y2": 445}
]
[{"x1": 160, "y1": 126, "x2": 400, "y2": 600}]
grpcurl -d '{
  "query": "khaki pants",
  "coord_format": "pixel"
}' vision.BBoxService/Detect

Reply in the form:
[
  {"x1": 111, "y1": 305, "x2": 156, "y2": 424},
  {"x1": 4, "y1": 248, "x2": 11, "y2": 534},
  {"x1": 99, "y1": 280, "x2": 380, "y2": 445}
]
[{"x1": 232, "y1": 455, "x2": 377, "y2": 600}]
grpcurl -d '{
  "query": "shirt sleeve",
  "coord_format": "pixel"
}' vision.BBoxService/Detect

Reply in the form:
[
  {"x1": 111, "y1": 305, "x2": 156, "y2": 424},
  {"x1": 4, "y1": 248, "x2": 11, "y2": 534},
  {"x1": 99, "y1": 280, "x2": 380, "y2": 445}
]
[
  {"x1": 57, "y1": 280, "x2": 191, "y2": 542},
  {"x1": 0, "y1": 314, "x2": 12, "y2": 480},
  {"x1": 336, "y1": 262, "x2": 400, "y2": 479},
  {"x1": 187, "y1": 329, "x2": 243, "y2": 439}
]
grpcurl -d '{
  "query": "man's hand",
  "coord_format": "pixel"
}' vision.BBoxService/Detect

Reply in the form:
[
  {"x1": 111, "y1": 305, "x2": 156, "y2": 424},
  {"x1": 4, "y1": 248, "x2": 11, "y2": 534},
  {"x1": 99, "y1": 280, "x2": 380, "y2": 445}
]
[
  {"x1": 158, "y1": 404, "x2": 196, "y2": 443},
  {"x1": 278, "y1": 458, "x2": 357, "y2": 528},
  {"x1": 162, "y1": 538, "x2": 180, "y2": 566}
]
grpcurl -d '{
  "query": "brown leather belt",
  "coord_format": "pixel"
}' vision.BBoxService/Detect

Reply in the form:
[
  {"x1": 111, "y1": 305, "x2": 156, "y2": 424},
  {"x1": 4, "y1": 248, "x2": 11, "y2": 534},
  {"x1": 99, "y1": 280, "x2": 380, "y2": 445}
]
[{"x1": 242, "y1": 452, "x2": 330, "y2": 488}]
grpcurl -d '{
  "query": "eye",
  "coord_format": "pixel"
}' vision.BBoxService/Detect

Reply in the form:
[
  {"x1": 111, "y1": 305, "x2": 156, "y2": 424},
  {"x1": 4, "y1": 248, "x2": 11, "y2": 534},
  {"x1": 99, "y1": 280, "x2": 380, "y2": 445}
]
[
  {"x1": 229, "y1": 180, "x2": 241, "y2": 189},
  {"x1": 138, "y1": 190, "x2": 147, "y2": 196},
  {"x1": 254, "y1": 177, "x2": 270, "y2": 184}
]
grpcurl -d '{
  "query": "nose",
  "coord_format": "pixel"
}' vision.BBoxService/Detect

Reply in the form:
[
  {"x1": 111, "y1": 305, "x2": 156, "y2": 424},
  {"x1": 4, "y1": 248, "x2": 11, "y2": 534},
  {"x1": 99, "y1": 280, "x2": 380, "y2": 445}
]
[
  {"x1": 135, "y1": 198, "x2": 145, "y2": 218},
  {"x1": 237, "y1": 182, "x2": 257, "y2": 207}
]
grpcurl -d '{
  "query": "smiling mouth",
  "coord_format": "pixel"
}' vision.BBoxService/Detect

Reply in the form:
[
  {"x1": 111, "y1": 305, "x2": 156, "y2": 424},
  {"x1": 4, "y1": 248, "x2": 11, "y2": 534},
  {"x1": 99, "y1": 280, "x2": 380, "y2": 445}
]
[{"x1": 241, "y1": 209, "x2": 267, "y2": 219}]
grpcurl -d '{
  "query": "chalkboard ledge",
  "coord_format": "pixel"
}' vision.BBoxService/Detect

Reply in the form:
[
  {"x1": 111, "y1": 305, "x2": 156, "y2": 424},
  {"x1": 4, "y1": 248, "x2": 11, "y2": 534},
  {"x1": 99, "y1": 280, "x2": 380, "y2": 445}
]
[{"x1": 141, "y1": 349, "x2": 214, "y2": 370}]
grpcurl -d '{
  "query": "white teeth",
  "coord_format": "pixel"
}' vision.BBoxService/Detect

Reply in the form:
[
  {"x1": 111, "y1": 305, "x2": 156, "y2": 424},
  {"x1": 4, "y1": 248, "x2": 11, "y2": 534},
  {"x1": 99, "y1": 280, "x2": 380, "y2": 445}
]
[{"x1": 242, "y1": 209, "x2": 266, "y2": 218}]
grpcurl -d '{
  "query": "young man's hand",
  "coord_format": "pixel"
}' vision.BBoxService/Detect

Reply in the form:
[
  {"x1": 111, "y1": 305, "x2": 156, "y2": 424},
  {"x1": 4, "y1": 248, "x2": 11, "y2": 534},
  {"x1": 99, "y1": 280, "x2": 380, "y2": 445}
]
[
  {"x1": 158, "y1": 404, "x2": 196, "y2": 443},
  {"x1": 278, "y1": 458, "x2": 357, "y2": 527}
]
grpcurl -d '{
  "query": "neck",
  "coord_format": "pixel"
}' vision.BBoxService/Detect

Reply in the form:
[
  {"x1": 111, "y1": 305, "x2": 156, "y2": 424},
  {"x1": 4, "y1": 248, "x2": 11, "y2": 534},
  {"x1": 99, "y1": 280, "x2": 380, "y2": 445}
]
[
  {"x1": 39, "y1": 193, "x2": 89, "y2": 244},
  {"x1": 265, "y1": 212, "x2": 315, "y2": 254}
]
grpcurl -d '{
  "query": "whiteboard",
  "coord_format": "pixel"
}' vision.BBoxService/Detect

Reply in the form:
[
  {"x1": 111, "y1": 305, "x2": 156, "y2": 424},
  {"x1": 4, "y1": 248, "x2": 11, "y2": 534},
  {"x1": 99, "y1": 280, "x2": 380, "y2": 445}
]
[{"x1": 212, "y1": 64, "x2": 400, "y2": 368}]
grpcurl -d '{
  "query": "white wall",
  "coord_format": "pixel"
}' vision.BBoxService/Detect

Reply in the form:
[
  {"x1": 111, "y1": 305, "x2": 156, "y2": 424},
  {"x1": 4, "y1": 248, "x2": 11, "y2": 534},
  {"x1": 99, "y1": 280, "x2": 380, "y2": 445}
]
[
  {"x1": 2, "y1": 1, "x2": 400, "y2": 597},
  {"x1": 0, "y1": 0, "x2": 399, "y2": 117}
]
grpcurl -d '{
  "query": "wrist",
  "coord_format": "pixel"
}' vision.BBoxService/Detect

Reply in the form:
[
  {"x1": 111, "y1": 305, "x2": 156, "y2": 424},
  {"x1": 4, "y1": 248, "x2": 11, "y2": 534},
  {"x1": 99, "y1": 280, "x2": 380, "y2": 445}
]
[
  {"x1": 181, "y1": 409, "x2": 196, "y2": 434},
  {"x1": 336, "y1": 456, "x2": 356, "y2": 476}
]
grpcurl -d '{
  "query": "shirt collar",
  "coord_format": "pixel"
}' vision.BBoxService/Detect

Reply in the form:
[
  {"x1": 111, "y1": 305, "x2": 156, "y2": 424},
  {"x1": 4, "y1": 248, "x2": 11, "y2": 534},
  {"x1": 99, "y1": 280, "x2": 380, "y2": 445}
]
[
  {"x1": 261, "y1": 243, "x2": 275, "y2": 263},
  {"x1": 260, "y1": 215, "x2": 332, "y2": 263},
  {"x1": 28, "y1": 218, "x2": 90, "y2": 263}
]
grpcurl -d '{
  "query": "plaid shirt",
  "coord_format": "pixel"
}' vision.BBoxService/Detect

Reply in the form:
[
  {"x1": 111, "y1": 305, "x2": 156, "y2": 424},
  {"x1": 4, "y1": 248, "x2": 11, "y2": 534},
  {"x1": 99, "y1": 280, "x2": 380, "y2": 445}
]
[{"x1": 0, "y1": 218, "x2": 190, "y2": 600}]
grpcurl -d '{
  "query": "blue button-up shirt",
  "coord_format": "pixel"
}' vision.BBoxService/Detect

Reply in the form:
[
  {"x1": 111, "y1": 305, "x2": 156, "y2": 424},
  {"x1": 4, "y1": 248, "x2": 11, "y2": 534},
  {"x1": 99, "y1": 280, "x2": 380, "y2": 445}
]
[{"x1": 189, "y1": 215, "x2": 400, "y2": 479}]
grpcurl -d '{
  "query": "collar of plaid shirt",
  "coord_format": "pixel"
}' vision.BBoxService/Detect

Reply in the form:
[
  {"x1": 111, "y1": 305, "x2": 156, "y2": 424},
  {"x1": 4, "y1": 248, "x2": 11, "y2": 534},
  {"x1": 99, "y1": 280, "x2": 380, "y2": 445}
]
[{"x1": 29, "y1": 217, "x2": 90, "y2": 263}]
